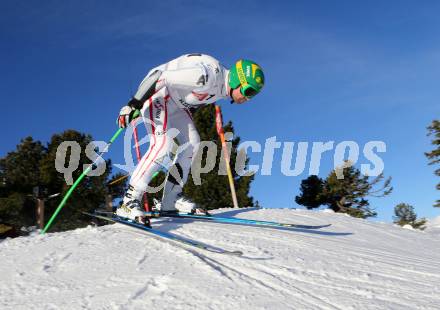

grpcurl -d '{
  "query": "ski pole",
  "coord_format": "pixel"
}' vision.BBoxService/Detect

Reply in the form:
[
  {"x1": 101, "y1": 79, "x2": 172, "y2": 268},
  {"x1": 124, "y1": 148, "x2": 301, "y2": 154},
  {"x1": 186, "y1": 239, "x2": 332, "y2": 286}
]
[
  {"x1": 215, "y1": 105, "x2": 239, "y2": 209},
  {"x1": 107, "y1": 170, "x2": 159, "y2": 187},
  {"x1": 108, "y1": 173, "x2": 129, "y2": 186},
  {"x1": 41, "y1": 127, "x2": 125, "y2": 234}
]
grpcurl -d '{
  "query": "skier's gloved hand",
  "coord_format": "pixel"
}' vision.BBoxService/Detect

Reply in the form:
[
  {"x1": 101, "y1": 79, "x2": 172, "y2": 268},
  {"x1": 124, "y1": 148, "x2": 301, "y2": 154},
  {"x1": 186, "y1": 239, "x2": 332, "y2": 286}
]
[{"x1": 117, "y1": 105, "x2": 140, "y2": 128}]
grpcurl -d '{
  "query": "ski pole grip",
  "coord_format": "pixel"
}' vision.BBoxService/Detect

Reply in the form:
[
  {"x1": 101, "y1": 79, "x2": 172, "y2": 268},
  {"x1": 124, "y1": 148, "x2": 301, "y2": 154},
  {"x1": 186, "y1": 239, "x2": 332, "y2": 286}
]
[{"x1": 133, "y1": 109, "x2": 141, "y2": 119}]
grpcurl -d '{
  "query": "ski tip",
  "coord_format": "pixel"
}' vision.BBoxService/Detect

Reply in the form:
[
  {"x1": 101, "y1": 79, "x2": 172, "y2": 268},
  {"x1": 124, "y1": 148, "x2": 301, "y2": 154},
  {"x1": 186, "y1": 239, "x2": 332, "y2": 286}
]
[
  {"x1": 278, "y1": 223, "x2": 332, "y2": 229},
  {"x1": 315, "y1": 224, "x2": 332, "y2": 229},
  {"x1": 227, "y1": 250, "x2": 244, "y2": 256},
  {"x1": 206, "y1": 248, "x2": 243, "y2": 256},
  {"x1": 291, "y1": 223, "x2": 332, "y2": 229}
]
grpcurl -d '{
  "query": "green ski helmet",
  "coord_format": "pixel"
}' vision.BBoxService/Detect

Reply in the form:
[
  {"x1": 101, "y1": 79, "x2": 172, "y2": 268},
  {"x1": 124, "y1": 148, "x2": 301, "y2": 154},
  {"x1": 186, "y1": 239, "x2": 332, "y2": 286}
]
[{"x1": 228, "y1": 59, "x2": 265, "y2": 99}]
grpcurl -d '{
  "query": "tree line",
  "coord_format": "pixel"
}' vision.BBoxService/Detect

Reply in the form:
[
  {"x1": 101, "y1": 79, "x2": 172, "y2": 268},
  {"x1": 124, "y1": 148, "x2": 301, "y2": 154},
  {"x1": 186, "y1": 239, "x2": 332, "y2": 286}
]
[
  {"x1": 0, "y1": 131, "x2": 127, "y2": 236},
  {"x1": 295, "y1": 119, "x2": 439, "y2": 230},
  {"x1": 0, "y1": 106, "x2": 255, "y2": 237},
  {"x1": 0, "y1": 115, "x2": 438, "y2": 237}
]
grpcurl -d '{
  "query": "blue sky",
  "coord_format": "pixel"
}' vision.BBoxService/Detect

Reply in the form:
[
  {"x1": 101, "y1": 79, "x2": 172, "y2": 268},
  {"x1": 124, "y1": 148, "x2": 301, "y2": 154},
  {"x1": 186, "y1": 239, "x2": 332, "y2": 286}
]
[{"x1": 1, "y1": 0, "x2": 439, "y2": 221}]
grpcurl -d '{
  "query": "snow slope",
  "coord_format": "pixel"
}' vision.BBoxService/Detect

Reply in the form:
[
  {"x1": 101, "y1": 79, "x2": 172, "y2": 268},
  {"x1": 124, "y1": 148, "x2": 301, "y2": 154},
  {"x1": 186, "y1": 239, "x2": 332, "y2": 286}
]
[{"x1": 1, "y1": 208, "x2": 439, "y2": 310}]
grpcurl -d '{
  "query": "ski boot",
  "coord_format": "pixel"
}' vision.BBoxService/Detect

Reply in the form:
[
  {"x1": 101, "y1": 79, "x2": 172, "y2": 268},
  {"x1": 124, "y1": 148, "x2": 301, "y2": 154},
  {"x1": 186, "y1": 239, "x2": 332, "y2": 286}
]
[
  {"x1": 115, "y1": 200, "x2": 150, "y2": 227},
  {"x1": 174, "y1": 197, "x2": 211, "y2": 216},
  {"x1": 151, "y1": 198, "x2": 179, "y2": 216},
  {"x1": 189, "y1": 207, "x2": 211, "y2": 216}
]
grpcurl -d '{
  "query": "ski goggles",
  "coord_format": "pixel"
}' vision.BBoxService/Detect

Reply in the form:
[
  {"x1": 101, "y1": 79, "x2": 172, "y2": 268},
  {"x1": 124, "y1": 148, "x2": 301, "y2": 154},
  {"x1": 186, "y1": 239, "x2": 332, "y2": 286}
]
[
  {"x1": 240, "y1": 84, "x2": 260, "y2": 99},
  {"x1": 236, "y1": 62, "x2": 261, "y2": 99}
]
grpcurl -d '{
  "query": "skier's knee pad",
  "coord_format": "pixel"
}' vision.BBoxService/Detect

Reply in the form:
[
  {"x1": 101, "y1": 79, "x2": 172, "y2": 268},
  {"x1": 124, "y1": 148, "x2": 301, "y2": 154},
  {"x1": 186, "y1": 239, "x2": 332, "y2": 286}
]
[{"x1": 149, "y1": 138, "x2": 176, "y2": 170}]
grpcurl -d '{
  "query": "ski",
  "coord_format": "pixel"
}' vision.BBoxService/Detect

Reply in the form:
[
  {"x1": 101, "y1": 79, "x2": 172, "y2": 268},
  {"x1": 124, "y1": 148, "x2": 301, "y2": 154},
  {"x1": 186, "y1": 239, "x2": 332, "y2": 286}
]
[
  {"x1": 159, "y1": 213, "x2": 331, "y2": 230},
  {"x1": 83, "y1": 212, "x2": 243, "y2": 256},
  {"x1": 93, "y1": 209, "x2": 330, "y2": 229},
  {"x1": 91, "y1": 210, "x2": 330, "y2": 229}
]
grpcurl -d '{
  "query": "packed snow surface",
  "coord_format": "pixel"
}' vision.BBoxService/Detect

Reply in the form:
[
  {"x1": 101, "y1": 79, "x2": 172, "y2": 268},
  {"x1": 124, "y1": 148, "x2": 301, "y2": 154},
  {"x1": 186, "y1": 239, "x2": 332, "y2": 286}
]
[{"x1": 1, "y1": 208, "x2": 439, "y2": 310}]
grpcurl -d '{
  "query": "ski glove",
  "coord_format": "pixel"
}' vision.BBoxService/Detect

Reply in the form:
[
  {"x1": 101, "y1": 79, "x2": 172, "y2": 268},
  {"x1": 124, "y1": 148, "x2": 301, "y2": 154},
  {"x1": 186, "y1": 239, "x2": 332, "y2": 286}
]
[{"x1": 117, "y1": 105, "x2": 140, "y2": 128}]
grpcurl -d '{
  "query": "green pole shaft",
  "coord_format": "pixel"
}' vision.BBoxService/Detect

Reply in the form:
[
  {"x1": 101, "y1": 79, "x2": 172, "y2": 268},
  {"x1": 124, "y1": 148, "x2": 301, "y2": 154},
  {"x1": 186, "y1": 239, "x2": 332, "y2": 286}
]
[{"x1": 41, "y1": 127, "x2": 124, "y2": 234}]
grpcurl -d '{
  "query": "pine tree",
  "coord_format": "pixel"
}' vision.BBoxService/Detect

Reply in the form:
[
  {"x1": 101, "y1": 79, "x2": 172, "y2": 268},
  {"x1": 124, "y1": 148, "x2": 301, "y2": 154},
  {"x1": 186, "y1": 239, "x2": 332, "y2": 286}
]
[
  {"x1": 425, "y1": 120, "x2": 440, "y2": 207},
  {"x1": 0, "y1": 137, "x2": 45, "y2": 229},
  {"x1": 108, "y1": 172, "x2": 128, "y2": 201},
  {"x1": 295, "y1": 175, "x2": 325, "y2": 209},
  {"x1": 182, "y1": 105, "x2": 255, "y2": 210},
  {"x1": 321, "y1": 163, "x2": 393, "y2": 218},
  {"x1": 0, "y1": 131, "x2": 126, "y2": 234},
  {"x1": 295, "y1": 162, "x2": 393, "y2": 218},
  {"x1": 393, "y1": 203, "x2": 427, "y2": 230},
  {"x1": 39, "y1": 130, "x2": 125, "y2": 231}
]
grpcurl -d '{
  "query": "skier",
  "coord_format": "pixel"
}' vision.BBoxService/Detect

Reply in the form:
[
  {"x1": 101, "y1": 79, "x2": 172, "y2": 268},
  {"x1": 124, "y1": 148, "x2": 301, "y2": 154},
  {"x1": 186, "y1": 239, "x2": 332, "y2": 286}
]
[{"x1": 116, "y1": 53, "x2": 265, "y2": 223}]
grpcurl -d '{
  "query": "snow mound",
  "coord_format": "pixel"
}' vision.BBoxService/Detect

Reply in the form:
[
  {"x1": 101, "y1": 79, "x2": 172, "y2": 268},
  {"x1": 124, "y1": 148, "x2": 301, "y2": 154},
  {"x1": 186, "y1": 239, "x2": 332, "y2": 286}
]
[
  {"x1": 426, "y1": 215, "x2": 440, "y2": 234},
  {"x1": 428, "y1": 215, "x2": 440, "y2": 227},
  {"x1": 1, "y1": 208, "x2": 439, "y2": 309},
  {"x1": 402, "y1": 224, "x2": 414, "y2": 230},
  {"x1": 175, "y1": 197, "x2": 196, "y2": 213}
]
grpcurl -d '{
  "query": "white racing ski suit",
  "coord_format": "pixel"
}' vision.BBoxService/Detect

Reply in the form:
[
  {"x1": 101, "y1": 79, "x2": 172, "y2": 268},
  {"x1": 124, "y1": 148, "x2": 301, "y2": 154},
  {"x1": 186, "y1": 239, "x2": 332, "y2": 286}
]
[{"x1": 124, "y1": 53, "x2": 230, "y2": 211}]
